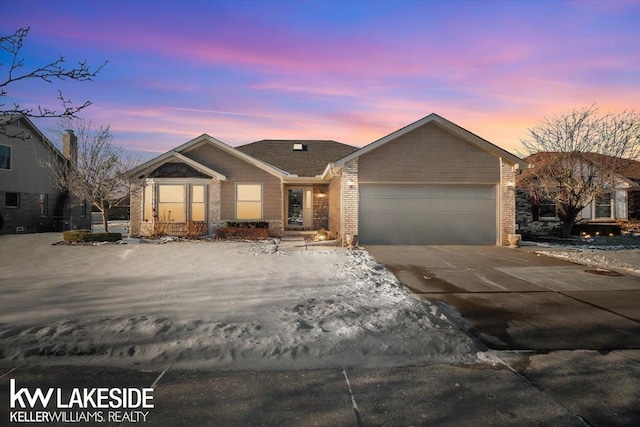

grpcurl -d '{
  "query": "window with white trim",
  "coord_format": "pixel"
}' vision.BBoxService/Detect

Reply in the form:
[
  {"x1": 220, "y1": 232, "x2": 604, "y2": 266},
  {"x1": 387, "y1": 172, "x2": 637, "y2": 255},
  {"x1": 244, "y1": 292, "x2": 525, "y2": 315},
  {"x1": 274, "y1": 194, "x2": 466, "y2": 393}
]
[
  {"x1": 236, "y1": 184, "x2": 262, "y2": 220},
  {"x1": 191, "y1": 185, "x2": 206, "y2": 222},
  {"x1": 595, "y1": 192, "x2": 613, "y2": 219},
  {"x1": 158, "y1": 184, "x2": 186, "y2": 222}
]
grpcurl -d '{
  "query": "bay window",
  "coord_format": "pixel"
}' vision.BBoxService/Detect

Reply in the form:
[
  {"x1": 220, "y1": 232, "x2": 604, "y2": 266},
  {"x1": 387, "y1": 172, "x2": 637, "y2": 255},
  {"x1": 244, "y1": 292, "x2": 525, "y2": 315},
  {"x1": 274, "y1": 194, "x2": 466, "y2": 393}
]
[{"x1": 143, "y1": 181, "x2": 207, "y2": 222}]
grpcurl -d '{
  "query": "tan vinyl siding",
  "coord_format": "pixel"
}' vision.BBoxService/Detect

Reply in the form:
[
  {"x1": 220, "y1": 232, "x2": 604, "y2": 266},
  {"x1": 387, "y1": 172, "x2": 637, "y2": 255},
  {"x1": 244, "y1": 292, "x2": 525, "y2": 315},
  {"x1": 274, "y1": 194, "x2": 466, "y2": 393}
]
[
  {"x1": 358, "y1": 122, "x2": 500, "y2": 183},
  {"x1": 183, "y1": 144, "x2": 282, "y2": 220}
]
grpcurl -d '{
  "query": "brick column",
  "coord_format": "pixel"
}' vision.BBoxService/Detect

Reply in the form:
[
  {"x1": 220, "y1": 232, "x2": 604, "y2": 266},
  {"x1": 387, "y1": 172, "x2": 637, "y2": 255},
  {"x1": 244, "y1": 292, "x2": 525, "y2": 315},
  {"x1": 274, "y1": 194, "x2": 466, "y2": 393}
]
[
  {"x1": 129, "y1": 183, "x2": 143, "y2": 236},
  {"x1": 341, "y1": 159, "x2": 359, "y2": 241},
  {"x1": 208, "y1": 178, "x2": 221, "y2": 234},
  {"x1": 500, "y1": 159, "x2": 516, "y2": 245}
]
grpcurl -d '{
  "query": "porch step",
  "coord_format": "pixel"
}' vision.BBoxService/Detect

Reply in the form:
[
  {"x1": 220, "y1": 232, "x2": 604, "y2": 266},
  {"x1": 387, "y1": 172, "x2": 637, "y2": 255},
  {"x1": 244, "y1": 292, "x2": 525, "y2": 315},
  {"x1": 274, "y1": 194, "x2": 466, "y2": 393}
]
[{"x1": 277, "y1": 236, "x2": 307, "y2": 251}]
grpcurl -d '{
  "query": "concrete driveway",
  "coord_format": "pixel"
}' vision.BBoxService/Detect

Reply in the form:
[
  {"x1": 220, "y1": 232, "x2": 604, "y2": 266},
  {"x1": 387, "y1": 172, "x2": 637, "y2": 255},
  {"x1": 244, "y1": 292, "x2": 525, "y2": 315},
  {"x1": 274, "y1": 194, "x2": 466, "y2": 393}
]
[{"x1": 365, "y1": 245, "x2": 640, "y2": 351}]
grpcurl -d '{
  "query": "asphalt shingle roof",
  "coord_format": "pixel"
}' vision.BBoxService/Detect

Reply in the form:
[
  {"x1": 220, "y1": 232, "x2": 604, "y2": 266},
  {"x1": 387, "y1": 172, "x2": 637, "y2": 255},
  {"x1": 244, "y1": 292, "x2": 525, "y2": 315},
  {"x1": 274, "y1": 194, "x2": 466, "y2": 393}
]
[
  {"x1": 236, "y1": 140, "x2": 358, "y2": 177},
  {"x1": 524, "y1": 151, "x2": 640, "y2": 183}
]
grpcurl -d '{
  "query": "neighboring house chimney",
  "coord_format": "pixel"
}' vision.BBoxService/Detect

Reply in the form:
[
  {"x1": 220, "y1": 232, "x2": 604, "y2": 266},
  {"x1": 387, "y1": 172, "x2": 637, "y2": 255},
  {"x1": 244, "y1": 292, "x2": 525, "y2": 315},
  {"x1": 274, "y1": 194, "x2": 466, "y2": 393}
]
[{"x1": 63, "y1": 130, "x2": 78, "y2": 166}]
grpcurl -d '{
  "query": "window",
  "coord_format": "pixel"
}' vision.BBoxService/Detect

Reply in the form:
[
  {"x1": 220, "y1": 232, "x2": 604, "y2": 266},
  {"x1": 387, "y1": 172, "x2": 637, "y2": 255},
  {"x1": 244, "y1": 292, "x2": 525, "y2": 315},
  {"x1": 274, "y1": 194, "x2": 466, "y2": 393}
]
[
  {"x1": 595, "y1": 192, "x2": 612, "y2": 218},
  {"x1": 39, "y1": 194, "x2": 48, "y2": 216},
  {"x1": 143, "y1": 185, "x2": 154, "y2": 221},
  {"x1": 191, "y1": 185, "x2": 206, "y2": 222},
  {"x1": 0, "y1": 145, "x2": 10, "y2": 170},
  {"x1": 81, "y1": 202, "x2": 88, "y2": 218},
  {"x1": 157, "y1": 185, "x2": 185, "y2": 222},
  {"x1": 149, "y1": 183, "x2": 206, "y2": 222},
  {"x1": 236, "y1": 184, "x2": 262, "y2": 220},
  {"x1": 538, "y1": 199, "x2": 557, "y2": 219},
  {"x1": 6, "y1": 192, "x2": 19, "y2": 208}
]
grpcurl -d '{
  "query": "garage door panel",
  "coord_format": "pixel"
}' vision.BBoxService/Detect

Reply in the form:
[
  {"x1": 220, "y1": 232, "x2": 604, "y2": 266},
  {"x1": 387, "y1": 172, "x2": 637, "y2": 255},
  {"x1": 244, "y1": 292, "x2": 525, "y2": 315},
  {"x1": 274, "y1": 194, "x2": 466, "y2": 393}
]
[
  {"x1": 361, "y1": 185, "x2": 494, "y2": 200},
  {"x1": 359, "y1": 184, "x2": 496, "y2": 245},
  {"x1": 362, "y1": 198, "x2": 494, "y2": 215}
]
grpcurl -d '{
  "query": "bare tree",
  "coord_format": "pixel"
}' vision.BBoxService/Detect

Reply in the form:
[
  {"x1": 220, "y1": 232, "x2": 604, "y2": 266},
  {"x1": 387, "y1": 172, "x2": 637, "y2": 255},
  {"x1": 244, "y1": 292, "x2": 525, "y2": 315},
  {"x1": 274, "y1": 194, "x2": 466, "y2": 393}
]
[
  {"x1": 519, "y1": 106, "x2": 640, "y2": 237},
  {"x1": 1, "y1": 27, "x2": 107, "y2": 136},
  {"x1": 43, "y1": 119, "x2": 139, "y2": 233}
]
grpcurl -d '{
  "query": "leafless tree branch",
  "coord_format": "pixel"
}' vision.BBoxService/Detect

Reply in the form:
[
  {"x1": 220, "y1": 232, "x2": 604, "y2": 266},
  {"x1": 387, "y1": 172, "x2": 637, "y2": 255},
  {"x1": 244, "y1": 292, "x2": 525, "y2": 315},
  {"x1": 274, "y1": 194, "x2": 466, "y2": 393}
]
[{"x1": 1, "y1": 27, "x2": 107, "y2": 137}]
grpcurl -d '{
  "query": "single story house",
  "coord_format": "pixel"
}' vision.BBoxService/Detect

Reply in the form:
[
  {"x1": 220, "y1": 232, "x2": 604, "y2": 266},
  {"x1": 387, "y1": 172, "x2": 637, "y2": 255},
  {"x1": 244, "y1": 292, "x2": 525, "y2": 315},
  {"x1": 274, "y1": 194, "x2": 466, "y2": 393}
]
[
  {"x1": 127, "y1": 113, "x2": 528, "y2": 245},
  {"x1": 516, "y1": 152, "x2": 640, "y2": 236}
]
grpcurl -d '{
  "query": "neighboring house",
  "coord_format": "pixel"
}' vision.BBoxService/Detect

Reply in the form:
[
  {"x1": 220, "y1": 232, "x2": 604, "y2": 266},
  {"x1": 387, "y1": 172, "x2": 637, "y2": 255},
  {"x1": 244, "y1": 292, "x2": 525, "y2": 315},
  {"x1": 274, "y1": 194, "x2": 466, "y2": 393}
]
[
  {"x1": 516, "y1": 152, "x2": 640, "y2": 236},
  {"x1": 127, "y1": 113, "x2": 527, "y2": 245},
  {"x1": 0, "y1": 115, "x2": 91, "y2": 234}
]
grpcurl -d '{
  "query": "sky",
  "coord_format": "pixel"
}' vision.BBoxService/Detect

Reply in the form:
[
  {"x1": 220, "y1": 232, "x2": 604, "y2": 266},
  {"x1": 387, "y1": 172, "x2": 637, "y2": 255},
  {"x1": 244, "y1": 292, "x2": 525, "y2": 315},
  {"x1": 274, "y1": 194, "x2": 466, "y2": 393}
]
[{"x1": 2, "y1": 0, "x2": 639, "y2": 161}]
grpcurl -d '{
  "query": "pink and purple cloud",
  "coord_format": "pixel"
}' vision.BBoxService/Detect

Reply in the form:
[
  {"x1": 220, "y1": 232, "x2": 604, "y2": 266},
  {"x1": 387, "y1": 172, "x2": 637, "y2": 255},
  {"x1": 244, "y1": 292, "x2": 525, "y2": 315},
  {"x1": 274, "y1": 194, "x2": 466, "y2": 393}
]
[{"x1": 1, "y1": 0, "x2": 638, "y2": 159}]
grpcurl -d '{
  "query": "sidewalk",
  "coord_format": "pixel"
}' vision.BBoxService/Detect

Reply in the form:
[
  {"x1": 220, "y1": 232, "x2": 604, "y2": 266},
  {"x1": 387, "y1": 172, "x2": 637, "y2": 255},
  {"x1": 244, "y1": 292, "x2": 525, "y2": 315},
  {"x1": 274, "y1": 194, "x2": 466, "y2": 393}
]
[{"x1": 3, "y1": 350, "x2": 639, "y2": 426}]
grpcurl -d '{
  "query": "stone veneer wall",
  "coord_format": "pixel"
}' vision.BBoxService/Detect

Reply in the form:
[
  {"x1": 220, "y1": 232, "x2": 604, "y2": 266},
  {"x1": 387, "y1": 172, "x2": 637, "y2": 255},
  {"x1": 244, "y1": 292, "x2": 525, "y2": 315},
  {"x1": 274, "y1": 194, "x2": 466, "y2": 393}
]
[
  {"x1": 515, "y1": 188, "x2": 562, "y2": 237},
  {"x1": 312, "y1": 185, "x2": 329, "y2": 230}
]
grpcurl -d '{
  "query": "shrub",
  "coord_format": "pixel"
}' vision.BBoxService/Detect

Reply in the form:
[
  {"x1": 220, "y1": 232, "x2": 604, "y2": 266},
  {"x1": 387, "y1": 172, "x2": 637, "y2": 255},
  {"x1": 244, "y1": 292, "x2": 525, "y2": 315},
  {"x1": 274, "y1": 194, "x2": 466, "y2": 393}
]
[
  {"x1": 182, "y1": 221, "x2": 208, "y2": 238},
  {"x1": 617, "y1": 219, "x2": 640, "y2": 234},
  {"x1": 215, "y1": 227, "x2": 269, "y2": 240},
  {"x1": 63, "y1": 230, "x2": 122, "y2": 242},
  {"x1": 224, "y1": 221, "x2": 269, "y2": 229}
]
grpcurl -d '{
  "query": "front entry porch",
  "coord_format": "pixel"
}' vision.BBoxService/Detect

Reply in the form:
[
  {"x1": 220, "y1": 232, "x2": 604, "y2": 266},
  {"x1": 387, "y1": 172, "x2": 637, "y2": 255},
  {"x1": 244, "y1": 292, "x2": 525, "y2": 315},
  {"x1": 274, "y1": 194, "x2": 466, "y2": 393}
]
[{"x1": 284, "y1": 185, "x2": 329, "y2": 231}]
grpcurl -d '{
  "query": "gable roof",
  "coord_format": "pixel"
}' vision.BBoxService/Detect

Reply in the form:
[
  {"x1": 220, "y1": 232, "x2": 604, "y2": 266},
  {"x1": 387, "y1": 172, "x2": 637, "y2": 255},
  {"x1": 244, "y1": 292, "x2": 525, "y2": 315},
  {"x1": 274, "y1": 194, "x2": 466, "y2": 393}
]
[
  {"x1": 1, "y1": 114, "x2": 66, "y2": 163},
  {"x1": 126, "y1": 134, "x2": 288, "y2": 180},
  {"x1": 126, "y1": 150, "x2": 227, "y2": 181},
  {"x1": 524, "y1": 151, "x2": 640, "y2": 183},
  {"x1": 148, "y1": 162, "x2": 213, "y2": 179},
  {"x1": 236, "y1": 140, "x2": 358, "y2": 177},
  {"x1": 334, "y1": 113, "x2": 528, "y2": 169}
]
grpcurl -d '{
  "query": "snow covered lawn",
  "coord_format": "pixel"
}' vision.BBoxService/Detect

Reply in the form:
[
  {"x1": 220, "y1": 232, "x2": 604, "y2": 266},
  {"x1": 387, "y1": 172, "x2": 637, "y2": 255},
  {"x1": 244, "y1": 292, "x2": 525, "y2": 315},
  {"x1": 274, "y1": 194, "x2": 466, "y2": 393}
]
[
  {"x1": 0, "y1": 235, "x2": 481, "y2": 369},
  {"x1": 533, "y1": 242, "x2": 640, "y2": 276}
]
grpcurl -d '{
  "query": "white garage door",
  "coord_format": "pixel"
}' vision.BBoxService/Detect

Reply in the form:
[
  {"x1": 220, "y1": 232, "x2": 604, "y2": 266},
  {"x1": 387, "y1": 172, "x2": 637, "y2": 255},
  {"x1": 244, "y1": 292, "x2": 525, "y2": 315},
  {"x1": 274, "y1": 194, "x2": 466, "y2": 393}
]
[{"x1": 359, "y1": 184, "x2": 497, "y2": 245}]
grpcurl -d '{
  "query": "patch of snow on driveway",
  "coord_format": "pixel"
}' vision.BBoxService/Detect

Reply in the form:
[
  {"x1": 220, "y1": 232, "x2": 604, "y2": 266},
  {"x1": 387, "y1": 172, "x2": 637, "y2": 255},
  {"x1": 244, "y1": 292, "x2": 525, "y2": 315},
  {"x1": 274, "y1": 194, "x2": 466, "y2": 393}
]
[
  {"x1": 536, "y1": 246, "x2": 640, "y2": 276},
  {"x1": 0, "y1": 236, "x2": 481, "y2": 369}
]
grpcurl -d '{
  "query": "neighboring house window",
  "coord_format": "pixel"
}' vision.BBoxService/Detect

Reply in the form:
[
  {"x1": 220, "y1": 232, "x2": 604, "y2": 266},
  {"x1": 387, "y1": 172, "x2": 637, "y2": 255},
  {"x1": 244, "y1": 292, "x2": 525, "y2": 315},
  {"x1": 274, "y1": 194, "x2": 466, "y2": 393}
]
[
  {"x1": 236, "y1": 184, "x2": 262, "y2": 220},
  {"x1": 81, "y1": 202, "x2": 88, "y2": 217},
  {"x1": 0, "y1": 145, "x2": 10, "y2": 170},
  {"x1": 39, "y1": 194, "x2": 48, "y2": 216},
  {"x1": 538, "y1": 199, "x2": 557, "y2": 219},
  {"x1": 191, "y1": 185, "x2": 206, "y2": 221},
  {"x1": 157, "y1": 184, "x2": 186, "y2": 222},
  {"x1": 595, "y1": 192, "x2": 612, "y2": 219},
  {"x1": 6, "y1": 192, "x2": 19, "y2": 208}
]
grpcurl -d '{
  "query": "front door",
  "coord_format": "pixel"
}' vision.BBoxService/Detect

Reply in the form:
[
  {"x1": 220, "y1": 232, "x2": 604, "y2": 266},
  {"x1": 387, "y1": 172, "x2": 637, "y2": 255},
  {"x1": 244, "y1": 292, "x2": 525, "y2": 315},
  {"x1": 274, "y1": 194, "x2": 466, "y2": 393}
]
[{"x1": 287, "y1": 187, "x2": 313, "y2": 229}]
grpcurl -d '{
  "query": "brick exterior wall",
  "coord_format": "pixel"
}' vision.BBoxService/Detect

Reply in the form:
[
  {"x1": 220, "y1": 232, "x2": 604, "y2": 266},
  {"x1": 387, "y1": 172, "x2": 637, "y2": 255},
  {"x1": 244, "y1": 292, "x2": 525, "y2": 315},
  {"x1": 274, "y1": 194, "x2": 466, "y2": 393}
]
[
  {"x1": 328, "y1": 175, "x2": 341, "y2": 240},
  {"x1": 129, "y1": 183, "x2": 143, "y2": 236},
  {"x1": 358, "y1": 123, "x2": 500, "y2": 183},
  {"x1": 0, "y1": 191, "x2": 90, "y2": 234},
  {"x1": 500, "y1": 160, "x2": 516, "y2": 246},
  {"x1": 208, "y1": 180, "x2": 221, "y2": 234},
  {"x1": 340, "y1": 159, "x2": 359, "y2": 242}
]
